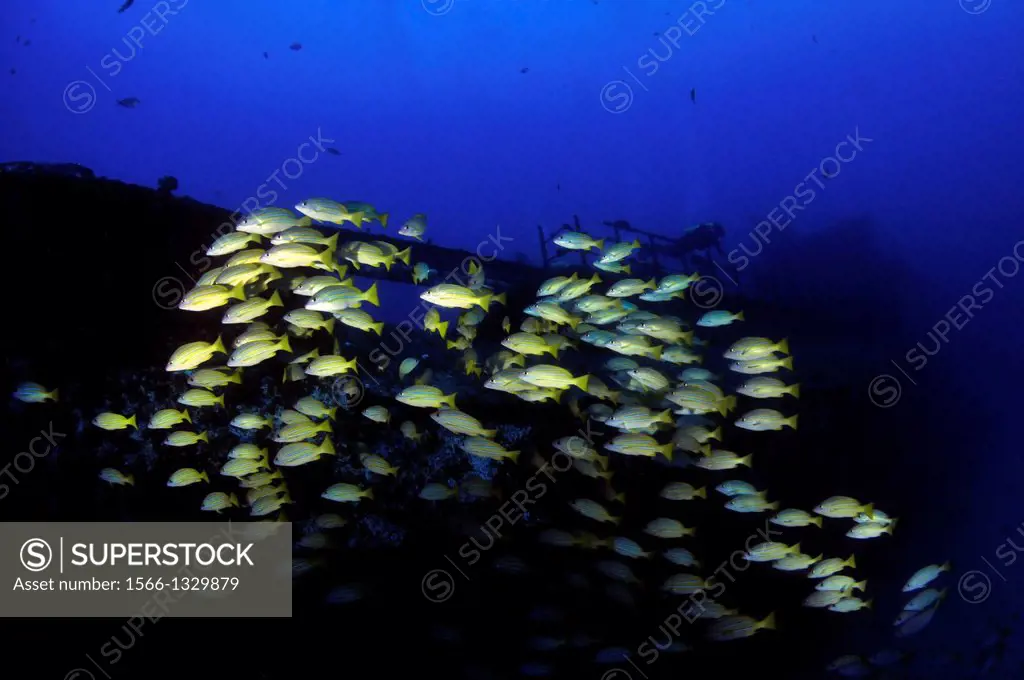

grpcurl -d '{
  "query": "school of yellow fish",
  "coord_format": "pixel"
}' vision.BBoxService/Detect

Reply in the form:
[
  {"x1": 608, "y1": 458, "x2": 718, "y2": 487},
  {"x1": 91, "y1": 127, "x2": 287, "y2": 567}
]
[{"x1": 14, "y1": 200, "x2": 949, "y2": 666}]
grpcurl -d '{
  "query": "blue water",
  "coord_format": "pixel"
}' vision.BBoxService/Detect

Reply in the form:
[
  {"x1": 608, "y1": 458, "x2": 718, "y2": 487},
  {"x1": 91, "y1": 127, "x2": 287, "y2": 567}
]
[{"x1": 3, "y1": 0, "x2": 1024, "y2": 676}]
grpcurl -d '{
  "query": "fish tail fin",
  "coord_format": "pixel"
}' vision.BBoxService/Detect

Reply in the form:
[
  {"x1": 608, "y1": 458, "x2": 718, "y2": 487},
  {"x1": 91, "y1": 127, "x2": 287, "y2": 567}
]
[
  {"x1": 269, "y1": 290, "x2": 283, "y2": 307},
  {"x1": 182, "y1": 409, "x2": 192, "y2": 423},
  {"x1": 813, "y1": 516, "x2": 823, "y2": 528},
  {"x1": 230, "y1": 283, "x2": 247, "y2": 301},
  {"x1": 735, "y1": 311, "x2": 745, "y2": 321},
  {"x1": 575, "y1": 374, "x2": 590, "y2": 392},
  {"x1": 371, "y1": 322, "x2": 383, "y2": 336},
  {"x1": 694, "y1": 486, "x2": 707, "y2": 499},
  {"x1": 864, "y1": 599, "x2": 874, "y2": 610},
  {"x1": 379, "y1": 212, "x2": 389, "y2": 229},
  {"x1": 444, "y1": 393, "x2": 457, "y2": 409},
  {"x1": 507, "y1": 451, "x2": 521, "y2": 464},
  {"x1": 621, "y1": 264, "x2": 632, "y2": 275},
  {"x1": 495, "y1": 292, "x2": 507, "y2": 306},
  {"x1": 789, "y1": 383, "x2": 801, "y2": 398},
  {"x1": 657, "y1": 409, "x2": 672, "y2": 423},
  {"x1": 216, "y1": 393, "x2": 225, "y2": 407},
  {"x1": 397, "y1": 247, "x2": 411, "y2": 266},
  {"x1": 610, "y1": 514, "x2": 622, "y2": 526},
  {"x1": 324, "y1": 317, "x2": 336, "y2": 335},
  {"x1": 212, "y1": 335, "x2": 226, "y2": 354},
  {"x1": 382, "y1": 255, "x2": 394, "y2": 271},
  {"x1": 351, "y1": 211, "x2": 366, "y2": 228},
  {"x1": 786, "y1": 414, "x2": 798, "y2": 430},
  {"x1": 650, "y1": 345, "x2": 663, "y2": 360},
  {"x1": 125, "y1": 474, "x2": 135, "y2": 486},
  {"x1": 777, "y1": 337, "x2": 790, "y2": 355},
  {"x1": 127, "y1": 414, "x2": 138, "y2": 430},
  {"x1": 847, "y1": 554, "x2": 857, "y2": 568},
  {"x1": 321, "y1": 437, "x2": 336, "y2": 455},
  {"x1": 660, "y1": 443, "x2": 674, "y2": 461},
  {"x1": 546, "y1": 344, "x2": 560, "y2": 358},
  {"x1": 760, "y1": 612, "x2": 776, "y2": 630},
  {"x1": 484, "y1": 428, "x2": 497, "y2": 438},
  {"x1": 198, "y1": 431, "x2": 209, "y2": 443},
  {"x1": 229, "y1": 493, "x2": 239, "y2": 506},
  {"x1": 782, "y1": 356, "x2": 794, "y2": 370},
  {"x1": 887, "y1": 518, "x2": 898, "y2": 534},
  {"x1": 940, "y1": 560, "x2": 952, "y2": 572},
  {"x1": 710, "y1": 426, "x2": 722, "y2": 441},
  {"x1": 478, "y1": 294, "x2": 492, "y2": 312},
  {"x1": 200, "y1": 471, "x2": 209, "y2": 483},
  {"x1": 445, "y1": 340, "x2": 457, "y2": 350},
  {"x1": 364, "y1": 487, "x2": 374, "y2": 500},
  {"x1": 862, "y1": 503, "x2": 874, "y2": 519},
  {"x1": 631, "y1": 239, "x2": 640, "y2": 248},
  {"x1": 740, "y1": 454, "x2": 753, "y2": 467},
  {"x1": 438, "y1": 321, "x2": 449, "y2": 338},
  {"x1": 279, "y1": 335, "x2": 293, "y2": 354},
  {"x1": 49, "y1": 388, "x2": 59, "y2": 402},
  {"x1": 364, "y1": 282, "x2": 380, "y2": 307},
  {"x1": 770, "y1": 500, "x2": 780, "y2": 510},
  {"x1": 323, "y1": 233, "x2": 339, "y2": 251}
]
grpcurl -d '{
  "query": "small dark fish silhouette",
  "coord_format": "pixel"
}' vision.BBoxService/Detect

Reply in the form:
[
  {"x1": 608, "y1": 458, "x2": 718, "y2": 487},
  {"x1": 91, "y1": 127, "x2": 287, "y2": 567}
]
[
  {"x1": 326, "y1": 148, "x2": 341, "y2": 156},
  {"x1": 520, "y1": 67, "x2": 529, "y2": 74},
  {"x1": 9, "y1": 68, "x2": 15, "y2": 76},
  {"x1": 812, "y1": 34, "x2": 818, "y2": 44},
  {"x1": 15, "y1": 36, "x2": 20, "y2": 43},
  {"x1": 118, "y1": 0, "x2": 135, "y2": 13},
  {"x1": 289, "y1": 42, "x2": 302, "y2": 51},
  {"x1": 263, "y1": 51, "x2": 269, "y2": 59},
  {"x1": 690, "y1": 88, "x2": 696, "y2": 103},
  {"x1": 117, "y1": 97, "x2": 140, "y2": 108},
  {"x1": 557, "y1": 182, "x2": 560, "y2": 191}
]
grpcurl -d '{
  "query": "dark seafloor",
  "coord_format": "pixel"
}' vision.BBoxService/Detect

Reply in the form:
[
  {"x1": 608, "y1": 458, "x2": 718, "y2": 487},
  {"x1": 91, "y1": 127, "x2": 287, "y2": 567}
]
[{"x1": 0, "y1": 162, "x2": 1004, "y2": 680}]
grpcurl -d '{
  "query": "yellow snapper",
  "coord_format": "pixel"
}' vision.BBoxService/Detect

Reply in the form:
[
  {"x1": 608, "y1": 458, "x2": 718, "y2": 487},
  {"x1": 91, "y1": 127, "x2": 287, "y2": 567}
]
[
  {"x1": 273, "y1": 419, "x2": 332, "y2": 443},
  {"x1": 809, "y1": 554, "x2": 856, "y2": 579},
  {"x1": 227, "y1": 336, "x2": 292, "y2": 368},
  {"x1": 569, "y1": 498, "x2": 620, "y2": 525},
  {"x1": 419, "y1": 483, "x2": 458, "y2": 501},
  {"x1": 178, "y1": 388, "x2": 224, "y2": 408},
  {"x1": 165, "y1": 430, "x2": 209, "y2": 447},
  {"x1": 92, "y1": 412, "x2": 137, "y2": 431},
  {"x1": 166, "y1": 336, "x2": 227, "y2": 371},
  {"x1": 744, "y1": 541, "x2": 801, "y2": 562},
  {"x1": 643, "y1": 518, "x2": 695, "y2": 539},
  {"x1": 460, "y1": 437, "x2": 520, "y2": 463},
  {"x1": 660, "y1": 482, "x2": 706, "y2": 501},
  {"x1": 147, "y1": 408, "x2": 191, "y2": 429},
  {"x1": 735, "y1": 409, "x2": 798, "y2": 431},
  {"x1": 694, "y1": 450, "x2": 751, "y2": 471},
  {"x1": 230, "y1": 413, "x2": 272, "y2": 430},
  {"x1": 421, "y1": 284, "x2": 505, "y2": 311},
  {"x1": 207, "y1": 231, "x2": 262, "y2": 257},
  {"x1": 396, "y1": 385, "x2": 457, "y2": 409},
  {"x1": 295, "y1": 197, "x2": 366, "y2": 228},
  {"x1": 362, "y1": 405, "x2": 391, "y2": 423},
  {"x1": 99, "y1": 468, "x2": 134, "y2": 485},
  {"x1": 770, "y1": 509, "x2": 823, "y2": 528},
  {"x1": 275, "y1": 438, "x2": 336, "y2": 467},
  {"x1": 814, "y1": 496, "x2": 874, "y2": 519},
  {"x1": 605, "y1": 433, "x2": 673, "y2": 461},
  {"x1": 360, "y1": 453, "x2": 400, "y2": 476},
  {"x1": 431, "y1": 409, "x2": 495, "y2": 437},
  {"x1": 304, "y1": 354, "x2": 358, "y2": 376},
  {"x1": 188, "y1": 368, "x2": 241, "y2": 388},
  {"x1": 902, "y1": 562, "x2": 951, "y2": 592},
  {"x1": 222, "y1": 290, "x2": 283, "y2": 324},
  {"x1": 13, "y1": 382, "x2": 58, "y2": 403},
  {"x1": 201, "y1": 492, "x2": 239, "y2": 513},
  {"x1": 707, "y1": 613, "x2": 775, "y2": 641},
  {"x1": 178, "y1": 284, "x2": 246, "y2": 312},
  {"x1": 519, "y1": 365, "x2": 589, "y2": 391},
  {"x1": 167, "y1": 468, "x2": 209, "y2": 487},
  {"x1": 724, "y1": 337, "x2": 789, "y2": 361},
  {"x1": 736, "y1": 377, "x2": 800, "y2": 399}
]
